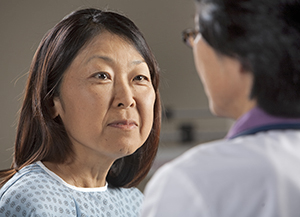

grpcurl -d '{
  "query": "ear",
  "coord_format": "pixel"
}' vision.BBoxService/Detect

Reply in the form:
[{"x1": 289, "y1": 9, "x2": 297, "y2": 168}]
[
  {"x1": 221, "y1": 55, "x2": 252, "y2": 77},
  {"x1": 51, "y1": 96, "x2": 63, "y2": 119}
]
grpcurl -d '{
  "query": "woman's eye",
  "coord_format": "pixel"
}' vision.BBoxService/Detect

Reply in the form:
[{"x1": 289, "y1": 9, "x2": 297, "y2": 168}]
[
  {"x1": 133, "y1": 75, "x2": 149, "y2": 82},
  {"x1": 93, "y1": 72, "x2": 110, "y2": 80}
]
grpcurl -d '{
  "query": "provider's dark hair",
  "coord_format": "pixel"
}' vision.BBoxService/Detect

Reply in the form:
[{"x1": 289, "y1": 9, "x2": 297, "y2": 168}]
[
  {"x1": 195, "y1": 0, "x2": 300, "y2": 117},
  {"x1": 0, "y1": 8, "x2": 161, "y2": 188}
]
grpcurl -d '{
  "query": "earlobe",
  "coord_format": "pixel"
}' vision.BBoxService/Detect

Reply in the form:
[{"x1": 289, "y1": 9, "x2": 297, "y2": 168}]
[{"x1": 236, "y1": 56, "x2": 251, "y2": 74}]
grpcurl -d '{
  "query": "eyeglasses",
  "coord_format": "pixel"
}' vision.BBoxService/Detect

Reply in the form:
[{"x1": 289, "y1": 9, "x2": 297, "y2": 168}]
[{"x1": 182, "y1": 28, "x2": 200, "y2": 48}]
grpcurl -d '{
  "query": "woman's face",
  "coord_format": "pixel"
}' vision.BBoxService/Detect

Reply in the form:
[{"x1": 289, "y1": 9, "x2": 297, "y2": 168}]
[{"x1": 53, "y1": 31, "x2": 156, "y2": 162}]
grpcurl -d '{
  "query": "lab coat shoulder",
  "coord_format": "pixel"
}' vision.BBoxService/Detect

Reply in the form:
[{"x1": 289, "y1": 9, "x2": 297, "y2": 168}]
[
  {"x1": 142, "y1": 139, "x2": 235, "y2": 217},
  {"x1": 142, "y1": 131, "x2": 300, "y2": 217}
]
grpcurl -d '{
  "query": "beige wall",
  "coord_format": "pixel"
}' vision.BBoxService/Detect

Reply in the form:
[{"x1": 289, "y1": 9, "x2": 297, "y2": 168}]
[{"x1": 0, "y1": 0, "x2": 230, "y2": 170}]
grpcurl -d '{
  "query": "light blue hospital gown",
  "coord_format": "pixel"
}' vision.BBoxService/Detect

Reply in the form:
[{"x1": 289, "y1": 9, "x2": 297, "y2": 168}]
[{"x1": 0, "y1": 161, "x2": 143, "y2": 217}]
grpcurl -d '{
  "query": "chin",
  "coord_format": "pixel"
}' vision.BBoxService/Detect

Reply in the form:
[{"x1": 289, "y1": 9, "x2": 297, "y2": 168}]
[
  {"x1": 209, "y1": 104, "x2": 220, "y2": 117},
  {"x1": 209, "y1": 104, "x2": 227, "y2": 118},
  {"x1": 113, "y1": 143, "x2": 141, "y2": 158}
]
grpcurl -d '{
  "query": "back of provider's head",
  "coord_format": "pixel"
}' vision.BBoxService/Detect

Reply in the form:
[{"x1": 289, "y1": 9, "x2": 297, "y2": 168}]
[{"x1": 195, "y1": 0, "x2": 300, "y2": 117}]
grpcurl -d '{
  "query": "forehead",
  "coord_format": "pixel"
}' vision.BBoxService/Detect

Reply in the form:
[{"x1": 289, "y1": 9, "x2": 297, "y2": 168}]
[
  {"x1": 83, "y1": 31, "x2": 135, "y2": 53},
  {"x1": 74, "y1": 31, "x2": 145, "y2": 64}
]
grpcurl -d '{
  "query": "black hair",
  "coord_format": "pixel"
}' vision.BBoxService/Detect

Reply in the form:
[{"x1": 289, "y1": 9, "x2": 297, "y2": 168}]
[{"x1": 195, "y1": 0, "x2": 300, "y2": 117}]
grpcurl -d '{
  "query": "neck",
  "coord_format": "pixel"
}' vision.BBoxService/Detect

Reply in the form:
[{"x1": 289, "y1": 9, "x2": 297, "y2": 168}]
[
  {"x1": 43, "y1": 158, "x2": 113, "y2": 188},
  {"x1": 233, "y1": 100, "x2": 257, "y2": 120}
]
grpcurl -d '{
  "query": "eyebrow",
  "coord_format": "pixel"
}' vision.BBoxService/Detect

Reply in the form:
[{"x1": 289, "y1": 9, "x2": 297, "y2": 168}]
[
  {"x1": 131, "y1": 60, "x2": 146, "y2": 65},
  {"x1": 87, "y1": 55, "x2": 113, "y2": 63},
  {"x1": 87, "y1": 55, "x2": 146, "y2": 65}
]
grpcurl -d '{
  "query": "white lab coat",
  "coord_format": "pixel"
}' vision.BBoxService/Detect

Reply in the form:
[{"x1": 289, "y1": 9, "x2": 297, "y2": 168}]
[{"x1": 141, "y1": 130, "x2": 300, "y2": 217}]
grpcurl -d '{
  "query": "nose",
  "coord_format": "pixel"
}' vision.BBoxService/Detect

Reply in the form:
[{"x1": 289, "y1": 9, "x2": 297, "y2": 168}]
[{"x1": 113, "y1": 81, "x2": 136, "y2": 108}]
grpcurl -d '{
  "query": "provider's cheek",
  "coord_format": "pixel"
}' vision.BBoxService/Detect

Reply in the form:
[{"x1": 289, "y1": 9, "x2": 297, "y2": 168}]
[{"x1": 193, "y1": 38, "x2": 205, "y2": 80}]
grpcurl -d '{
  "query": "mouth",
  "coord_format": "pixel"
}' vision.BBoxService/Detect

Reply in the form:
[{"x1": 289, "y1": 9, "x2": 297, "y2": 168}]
[{"x1": 108, "y1": 120, "x2": 138, "y2": 130}]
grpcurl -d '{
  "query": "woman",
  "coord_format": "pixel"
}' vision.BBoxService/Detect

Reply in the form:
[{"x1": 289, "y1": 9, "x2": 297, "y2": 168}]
[
  {"x1": 142, "y1": 0, "x2": 300, "y2": 216},
  {"x1": 0, "y1": 8, "x2": 161, "y2": 216}
]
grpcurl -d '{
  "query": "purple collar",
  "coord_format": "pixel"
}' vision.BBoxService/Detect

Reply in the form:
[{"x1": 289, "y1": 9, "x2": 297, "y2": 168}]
[{"x1": 226, "y1": 107, "x2": 300, "y2": 139}]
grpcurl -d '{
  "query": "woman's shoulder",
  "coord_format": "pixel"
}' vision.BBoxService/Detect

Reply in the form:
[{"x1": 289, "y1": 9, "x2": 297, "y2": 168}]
[
  {"x1": 0, "y1": 162, "x2": 49, "y2": 196},
  {"x1": 0, "y1": 162, "x2": 75, "y2": 216},
  {"x1": 0, "y1": 162, "x2": 69, "y2": 204}
]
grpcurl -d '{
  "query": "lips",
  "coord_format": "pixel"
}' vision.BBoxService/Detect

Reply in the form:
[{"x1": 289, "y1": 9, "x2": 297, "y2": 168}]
[{"x1": 108, "y1": 120, "x2": 138, "y2": 130}]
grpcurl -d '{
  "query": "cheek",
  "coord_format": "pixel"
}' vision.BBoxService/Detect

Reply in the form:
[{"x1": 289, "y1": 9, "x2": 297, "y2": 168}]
[
  {"x1": 147, "y1": 89, "x2": 156, "y2": 115},
  {"x1": 193, "y1": 38, "x2": 219, "y2": 83},
  {"x1": 140, "y1": 89, "x2": 156, "y2": 131},
  {"x1": 59, "y1": 84, "x2": 109, "y2": 129},
  {"x1": 193, "y1": 46, "x2": 206, "y2": 82},
  {"x1": 193, "y1": 50, "x2": 209, "y2": 92}
]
